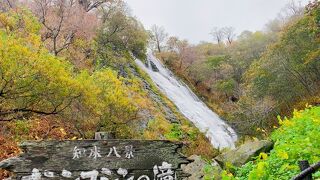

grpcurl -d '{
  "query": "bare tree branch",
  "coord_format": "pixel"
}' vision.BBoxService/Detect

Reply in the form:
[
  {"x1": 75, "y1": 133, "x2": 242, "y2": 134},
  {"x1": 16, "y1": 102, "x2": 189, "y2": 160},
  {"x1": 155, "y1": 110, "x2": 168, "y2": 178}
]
[
  {"x1": 78, "y1": 0, "x2": 107, "y2": 12},
  {"x1": 223, "y1": 27, "x2": 236, "y2": 45},
  {"x1": 150, "y1": 25, "x2": 168, "y2": 53},
  {"x1": 210, "y1": 27, "x2": 225, "y2": 45}
]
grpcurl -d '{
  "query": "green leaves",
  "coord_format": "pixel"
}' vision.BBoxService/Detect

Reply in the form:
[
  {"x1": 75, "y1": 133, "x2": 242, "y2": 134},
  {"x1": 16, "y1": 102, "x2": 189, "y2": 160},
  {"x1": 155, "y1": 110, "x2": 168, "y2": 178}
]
[
  {"x1": 215, "y1": 79, "x2": 236, "y2": 95},
  {"x1": 234, "y1": 106, "x2": 320, "y2": 179},
  {"x1": 95, "y1": 6, "x2": 148, "y2": 69},
  {"x1": 206, "y1": 55, "x2": 229, "y2": 69},
  {"x1": 164, "y1": 123, "x2": 183, "y2": 141}
]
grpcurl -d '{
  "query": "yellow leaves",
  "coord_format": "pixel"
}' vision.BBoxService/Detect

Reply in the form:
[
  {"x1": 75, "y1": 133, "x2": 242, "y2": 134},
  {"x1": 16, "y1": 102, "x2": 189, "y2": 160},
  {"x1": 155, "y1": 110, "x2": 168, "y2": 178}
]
[
  {"x1": 282, "y1": 119, "x2": 294, "y2": 127},
  {"x1": 225, "y1": 162, "x2": 234, "y2": 171},
  {"x1": 0, "y1": 9, "x2": 143, "y2": 141},
  {"x1": 278, "y1": 115, "x2": 294, "y2": 127},
  {"x1": 0, "y1": 13, "x2": 15, "y2": 31},
  {"x1": 227, "y1": 173, "x2": 234, "y2": 177},
  {"x1": 221, "y1": 170, "x2": 234, "y2": 180},
  {"x1": 277, "y1": 151, "x2": 289, "y2": 160},
  {"x1": 256, "y1": 161, "x2": 267, "y2": 170},
  {"x1": 71, "y1": 136, "x2": 83, "y2": 140},
  {"x1": 145, "y1": 117, "x2": 172, "y2": 139},
  {"x1": 71, "y1": 136, "x2": 77, "y2": 140},
  {"x1": 25, "y1": 34, "x2": 42, "y2": 50},
  {"x1": 305, "y1": 103, "x2": 312, "y2": 108},
  {"x1": 293, "y1": 109, "x2": 302, "y2": 118},
  {"x1": 59, "y1": 128, "x2": 67, "y2": 136},
  {"x1": 256, "y1": 128, "x2": 266, "y2": 133},
  {"x1": 259, "y1": 152, "x2": 268, "y2": 160},
  {"x1": 143, "y1": 130, "x2": 159, "y2": 140},
  {"x1": 0, "y1": 9, "x2": 41, "y2": 36},
  {"x1": 226, "y1": 172, "x2": 234, "y2": 178},
  {"x1": 304, "y1": 49, "x2": 320, "y2": 64},
  {"x1": 277, "y1": 115, "x2": 283, "y2": 124}
]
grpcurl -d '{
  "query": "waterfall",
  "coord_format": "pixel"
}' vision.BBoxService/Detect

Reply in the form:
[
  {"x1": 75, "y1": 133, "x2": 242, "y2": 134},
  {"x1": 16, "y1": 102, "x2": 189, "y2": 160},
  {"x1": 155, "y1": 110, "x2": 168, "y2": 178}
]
[{"x1": 135, "y1": 53, "x2": 237, "y2": 149}]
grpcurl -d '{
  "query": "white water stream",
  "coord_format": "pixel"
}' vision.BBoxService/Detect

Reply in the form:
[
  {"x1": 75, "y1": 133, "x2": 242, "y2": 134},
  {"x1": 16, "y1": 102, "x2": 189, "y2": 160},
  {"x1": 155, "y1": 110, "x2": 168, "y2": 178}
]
[{"x1": 135, "y1": 53, "x2": 237, "y2": 149}]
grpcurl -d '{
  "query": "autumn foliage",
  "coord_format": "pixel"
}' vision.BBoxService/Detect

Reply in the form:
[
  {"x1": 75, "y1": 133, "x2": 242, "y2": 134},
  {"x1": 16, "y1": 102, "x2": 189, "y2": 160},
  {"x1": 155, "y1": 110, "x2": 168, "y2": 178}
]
[
  {"x1": 0, "y1": 3, "x2": 215, "y2": 179},
  {"x1": 153, "y1": 1, "x2": 320, "y2": 137}
]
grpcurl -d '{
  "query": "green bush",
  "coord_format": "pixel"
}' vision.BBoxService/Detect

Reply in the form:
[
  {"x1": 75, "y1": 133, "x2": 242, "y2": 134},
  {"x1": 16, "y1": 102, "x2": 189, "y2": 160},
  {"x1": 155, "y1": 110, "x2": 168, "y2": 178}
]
[{"x1": 232, "y1": 106, "x2": 320, "y2": 180}]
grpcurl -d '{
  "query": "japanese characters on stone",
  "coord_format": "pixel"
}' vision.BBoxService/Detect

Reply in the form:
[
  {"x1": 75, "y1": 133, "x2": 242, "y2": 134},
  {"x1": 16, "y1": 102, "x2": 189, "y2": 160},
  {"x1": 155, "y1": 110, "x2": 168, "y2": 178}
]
[{"x1": 20, "y1": 144, "x2": 178, "y2": 180}]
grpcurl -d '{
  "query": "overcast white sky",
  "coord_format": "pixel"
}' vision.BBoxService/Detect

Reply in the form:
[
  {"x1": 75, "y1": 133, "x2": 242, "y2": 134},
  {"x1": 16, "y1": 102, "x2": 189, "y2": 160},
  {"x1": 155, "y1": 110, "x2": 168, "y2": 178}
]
[{"x1": 124, "y1": 0, "x2": 310, "y2": 44}]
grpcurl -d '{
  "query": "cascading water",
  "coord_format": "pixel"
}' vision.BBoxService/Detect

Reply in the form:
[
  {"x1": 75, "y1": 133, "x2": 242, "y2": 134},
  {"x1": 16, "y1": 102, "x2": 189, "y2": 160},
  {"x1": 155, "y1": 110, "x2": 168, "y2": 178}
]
[{"x1": 135, "y1": 52, "x2": 237, "y2": 149}]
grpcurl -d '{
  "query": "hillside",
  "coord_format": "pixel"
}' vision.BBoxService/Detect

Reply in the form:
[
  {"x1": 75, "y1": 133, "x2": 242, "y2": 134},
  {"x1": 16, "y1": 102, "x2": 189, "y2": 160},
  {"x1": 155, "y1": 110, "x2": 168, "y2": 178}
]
[
  {"x1": 0, "y1": 0, "x2": 319, "y2": 179},
  {"x1": 0, "y1": 1, "x2": 214, "y2": 178},
  {"x1": 153, "y1": 1, "x2": 320, "y2": 138},
  {"x1": 223, "y1": 106, "x2": 320, "y2": 179}
]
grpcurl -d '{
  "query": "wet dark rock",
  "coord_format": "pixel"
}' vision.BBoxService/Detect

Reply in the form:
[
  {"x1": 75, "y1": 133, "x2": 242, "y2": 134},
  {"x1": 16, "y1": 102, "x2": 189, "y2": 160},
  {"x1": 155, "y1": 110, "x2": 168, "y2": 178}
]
[
  {"x1": 117, "y1": 65, "x2": 128, "y2": 78},
  {"x1": 150, "y1": 61, "x2": 159, "y2": 72}
]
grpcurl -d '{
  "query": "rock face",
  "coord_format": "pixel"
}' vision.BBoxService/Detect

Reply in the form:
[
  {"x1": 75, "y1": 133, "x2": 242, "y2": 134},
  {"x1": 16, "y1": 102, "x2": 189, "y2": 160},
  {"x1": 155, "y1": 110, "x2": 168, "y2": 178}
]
[
  {"x1": 129, "y1": 64, "x2": 178, "y2": 124},
  {"x1": 182, "y1": 155, "x2": 222, "y2": 180},
  {"x1": 150, "y1": 61, "x2": 159, "y2": 72},
  {"x1": 215, "y1": 140, "x2": 273, "y2": 167},
  {"x1": 182, "y1": 155, "x2": 207, "y2": 179}
]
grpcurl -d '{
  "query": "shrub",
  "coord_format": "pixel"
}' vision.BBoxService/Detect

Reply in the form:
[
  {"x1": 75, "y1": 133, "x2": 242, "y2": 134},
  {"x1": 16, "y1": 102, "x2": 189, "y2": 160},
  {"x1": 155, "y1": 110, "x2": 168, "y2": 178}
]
[{"x1": 233, "y1": 106, "x2": 320, "y2": 179}]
